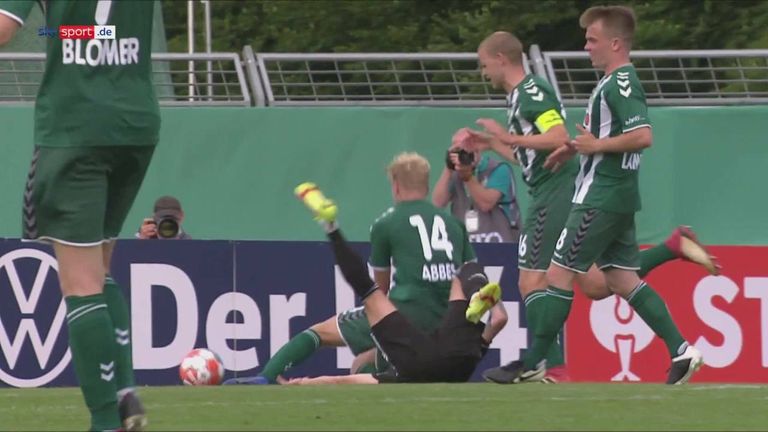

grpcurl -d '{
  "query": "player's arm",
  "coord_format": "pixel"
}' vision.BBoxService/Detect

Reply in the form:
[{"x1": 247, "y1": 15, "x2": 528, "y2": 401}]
[
  {"x1": 487, "y1": 136, "x2": 520, "y2": 165},
  {"x1": 482, "y1": 116, "x2": 569, "y2": 152},
  {"x1": 369, "y1": 217, "x2": 392, "y2": 294},
  {"x1": 507, "y1": 123, "x2": 569, "y2": 151},
  {"x1": 477, "y1": 87, "x2": 569, "y2": 152},
  {"x1": 464, "y1": 128, "x2": 520, "y2": 165},
  {"x1": 286, "y1": 374, "x2": 379, "y2": 385},
  {"x1": 590, "y1": 125, "x2": 652, "y2": 153},
  {"x1": 0, "y1": 9, "x2": 23, "y2": 46},
  {"x1": 373, "y1": 268, "x2": 391, "y2": 295},
  {"x1": 482, "y1": 302, "x2": 508, "y2": 345}
]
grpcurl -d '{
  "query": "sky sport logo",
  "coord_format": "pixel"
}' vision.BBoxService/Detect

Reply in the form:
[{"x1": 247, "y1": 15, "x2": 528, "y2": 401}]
[{"x1": 37, "y1": 25, "x2": 116, "y2": 40}]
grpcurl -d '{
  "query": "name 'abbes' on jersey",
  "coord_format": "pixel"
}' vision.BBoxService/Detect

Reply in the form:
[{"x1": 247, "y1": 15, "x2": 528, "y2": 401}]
[
  {"x1": 62, "y1": 38, "x2": 141, "y2": 66},
  {"x1": 422, "y1": 262, "x2": 457, "y2": 282}
]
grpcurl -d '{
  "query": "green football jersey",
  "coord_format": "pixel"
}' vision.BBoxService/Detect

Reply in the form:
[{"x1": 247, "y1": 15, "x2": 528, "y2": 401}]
[
  {"x1": 506, "y1": 74, "x2": 578, "y2": 192},
  {"x1": 573, "y1": 64, "x2": 650, "y2": 213},
  {"x1": 369, "y1": 200, "x2": 475, "y2": 332},
  {"x1": 1, "y1": 0, "x2": 160, "y2": 147}
]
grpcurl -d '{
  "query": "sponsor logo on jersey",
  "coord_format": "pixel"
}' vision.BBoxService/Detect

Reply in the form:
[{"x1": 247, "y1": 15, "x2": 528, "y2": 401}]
[
  {"x1": 624, "y1": 115, "x2": 642, "y2": 126},
  {"x1": 621, "y1": 152, "x2": 641, "y2": 170}
]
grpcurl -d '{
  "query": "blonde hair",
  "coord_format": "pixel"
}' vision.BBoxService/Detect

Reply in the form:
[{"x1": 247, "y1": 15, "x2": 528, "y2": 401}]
[
  {"x1": 579, "y1": 5, "x2": 636, "y2": 48},
  {"x1": 387, "y1": 152, "x2": 430, "y2": 193},
  {"x1": 479, "y1": 31, "x2": 524, "y2": 65}
]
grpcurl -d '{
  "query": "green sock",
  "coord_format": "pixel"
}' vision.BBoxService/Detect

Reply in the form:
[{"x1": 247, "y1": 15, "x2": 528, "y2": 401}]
[
  {"x1": 66, "y1": 294, "x2": 121, "y2": 431},
  {"x1": 260, "y1": 329, "x2": 321, "y2": 381},
  {"x1": 103, "y1": 276, "x2": 135, "y2": 396},
  {"x1": 628, "y1": 282, "x2": 687, "y2": 358},
  {"x1": 524, "y1": 290, "x2": 564, "y2": 368},
  {"x1": 638, "y1": 244, "x2": 676, "y2": 278},
  {"x1": 523, "y1": 287, "x2": 573, "y2": 370}
]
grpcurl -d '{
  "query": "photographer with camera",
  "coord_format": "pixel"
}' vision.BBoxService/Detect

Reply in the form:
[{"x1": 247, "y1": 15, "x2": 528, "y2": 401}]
[
  {"x1": 433, "y1": 131, "x2": 521, "y2": 243},
  {"x1": 136, "y1": 196, "x2": 191, "y2": 240}
]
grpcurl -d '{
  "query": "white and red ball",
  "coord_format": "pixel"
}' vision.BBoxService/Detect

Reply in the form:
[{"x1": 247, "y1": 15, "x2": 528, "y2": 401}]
[{"x1": 179, "y1": 348, "x2": 225, "y2": 385}]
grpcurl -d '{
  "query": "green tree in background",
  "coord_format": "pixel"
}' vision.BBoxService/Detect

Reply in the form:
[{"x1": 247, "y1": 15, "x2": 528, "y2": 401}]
[
  {"x1": 163, "y1": 0, "x2": 768, "y2": 53},
  {"x1": 161, "y1": 0, "x2": 768, "y2": 99}
]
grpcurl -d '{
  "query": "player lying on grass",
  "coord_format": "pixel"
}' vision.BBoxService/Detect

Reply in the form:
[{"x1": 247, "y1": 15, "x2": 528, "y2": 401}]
[
  {"x1": 224, "y1": 153, "x2": 507, "y2": 384},
  {"x1": 285, "y1": 184, "x2": 502, "y2": 384}
]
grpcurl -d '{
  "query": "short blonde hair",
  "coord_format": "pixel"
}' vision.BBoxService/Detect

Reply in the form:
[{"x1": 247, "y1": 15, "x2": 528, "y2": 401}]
[
  {"x1": 479, "y1": 31, "x2": 524, "y2": 65},
  {"x1": 579, "y1": 5, "x2": 636, "y2": 47},
  {"x1": 387, "y1": 152, "x2": 430, "y2": 193}
]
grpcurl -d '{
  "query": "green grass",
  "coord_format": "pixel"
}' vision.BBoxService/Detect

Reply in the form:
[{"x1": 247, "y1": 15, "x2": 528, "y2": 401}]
[{"x1": 1, "y1": 383, "x2": 767, "y2": 431}]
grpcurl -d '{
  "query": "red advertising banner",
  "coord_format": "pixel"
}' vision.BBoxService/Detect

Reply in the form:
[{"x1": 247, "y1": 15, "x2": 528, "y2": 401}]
[{"x1": 565, "y1": 246, "x2": 768, "y2": 382}]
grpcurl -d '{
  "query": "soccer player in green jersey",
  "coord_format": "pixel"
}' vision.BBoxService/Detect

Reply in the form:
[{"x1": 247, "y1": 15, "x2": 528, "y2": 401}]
[
  {"x1": 224, "y1": 153, "x2": 507, "y2": 385},
  {"x1": 0, "y1": 1, "x2": 158, "y2": 430},
  {"x1": 482, "y1": 6, "x2": 706, "y2": 385},
  {"x1": 468, "y1": 31, "x2": 577, "y2": 382},
  {"x1": 463, "y1": 31, "x2": 718, "y2": 384},
  {"x1": 282, "y1": 178, "x2": 504, "y2": 385}
]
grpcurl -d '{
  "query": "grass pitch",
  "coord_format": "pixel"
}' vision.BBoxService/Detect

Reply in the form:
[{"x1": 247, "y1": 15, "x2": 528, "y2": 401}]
[{"x1": 1, "y1": 383, "x2": 766, "y2": 431}]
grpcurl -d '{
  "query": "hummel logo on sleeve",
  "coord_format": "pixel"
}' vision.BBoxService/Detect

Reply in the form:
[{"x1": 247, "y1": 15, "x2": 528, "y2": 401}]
[{"x1": 617, "y1": 72, "x2": 632, "y2": 97}]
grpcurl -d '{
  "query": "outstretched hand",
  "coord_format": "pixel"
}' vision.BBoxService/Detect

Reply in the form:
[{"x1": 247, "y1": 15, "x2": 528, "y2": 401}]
[
  {"x1": 464, "y1": 128, "x2": 495, "y2": 151},
  {"x1": 475, "y1": 118, "x2": 507, "y2": 138}
]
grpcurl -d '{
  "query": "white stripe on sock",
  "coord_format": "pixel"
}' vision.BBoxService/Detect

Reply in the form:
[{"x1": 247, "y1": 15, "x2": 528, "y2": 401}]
[
  {"x1": 66, "y1": 303, "x2": 95, "y2": 319},
  {"x1": 627, "y1": 282, "x2": 648, "y2": 302},
  {"x1": 67, "y1": 304, "x2": 107, "y2": 324}
]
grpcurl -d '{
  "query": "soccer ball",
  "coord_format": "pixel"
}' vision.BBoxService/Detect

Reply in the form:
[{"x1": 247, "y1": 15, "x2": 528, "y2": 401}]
[{"x1": 179, "y1": 348, "x2": 225, "y2": 386}]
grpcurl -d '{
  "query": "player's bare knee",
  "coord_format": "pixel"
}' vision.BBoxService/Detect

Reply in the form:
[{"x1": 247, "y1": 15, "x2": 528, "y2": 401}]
[
  {"x1": 518, "y1": 270, "x2": 547, "y2": 297},
  {"x1": 101, "y1": 240, "x2": 115, "y2": 274},
  {"x1": 580, "y1": 284, "x2": 612, "y2": 300},
  {"x1": 545, "y1": 263, "x2": 576, "y2": 291},
  {"x1": 53, "y1": 243, "x2": 106, "y2": 297},
  {"x1": 575, "y1": 265, "x2": 611, "y2": 300},
  {"x1": 311, "y1": 317, "x2": 344, "y2": 347},
  {"x1": 603, "y1": 268, "x2": 642, "y2": 298}
]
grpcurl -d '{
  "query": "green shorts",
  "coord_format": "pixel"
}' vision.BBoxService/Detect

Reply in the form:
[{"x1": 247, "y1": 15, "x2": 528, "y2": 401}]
[
  {"x1": 336, "y1": 306, "x2": 376, "y2": 355},
  {"x1": 550, "y1": 205, "x2": 640, "y2": 273},
  {"x1": 22, "y1": 145, "x2": 155, "y2": 245},
  {"x1": 518, "y1": 180, "x2": 574, "y2": 271}
]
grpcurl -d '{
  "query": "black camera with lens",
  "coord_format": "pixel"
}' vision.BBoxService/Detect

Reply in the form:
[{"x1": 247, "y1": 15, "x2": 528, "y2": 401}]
[
  {"x1": 153, "y1": 216, "x2": 180, "y2": 239},
  {"x1": 445, "y1": 148, "x2": 476, "y2": 170}
]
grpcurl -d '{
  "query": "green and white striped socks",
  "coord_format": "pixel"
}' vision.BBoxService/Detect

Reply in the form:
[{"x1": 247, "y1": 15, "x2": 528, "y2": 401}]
[
  {"x1": 103, "y1": 277, "x2": 135, "y2": 397},
  {"x1": 65, "y1": 294, "x2": 121, "y2": 431},
  {"x1": 524, "y1": 290, "x2": 565, "y2": 368}
]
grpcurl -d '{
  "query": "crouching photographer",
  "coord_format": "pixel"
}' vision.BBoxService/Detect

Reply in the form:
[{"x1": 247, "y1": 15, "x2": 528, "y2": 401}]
[
  {"x1": 433, "y1": 131, "x2": 521, "y2": 243},
  {"x1": 136, "y1": 195, "x2": 192, "y2": 240}
]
